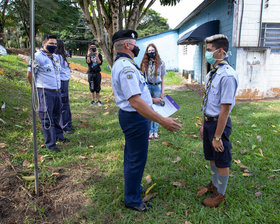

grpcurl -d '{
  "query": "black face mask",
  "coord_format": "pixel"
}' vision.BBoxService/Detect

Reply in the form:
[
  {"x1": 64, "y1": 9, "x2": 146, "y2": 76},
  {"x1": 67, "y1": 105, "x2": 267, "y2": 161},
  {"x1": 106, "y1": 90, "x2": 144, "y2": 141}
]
[
  {"x1": 46, "y1": 45, "x2": 57, "y2": 54},
  {"x1": 147, "y1": 52, "x2": 156, "y2": 58},
  {"x1": 131, "y1": 45, "x2": 140, "y2": 57},
  {"x1": 90, "y1": 47, "x2": 96, "y2": 52}
]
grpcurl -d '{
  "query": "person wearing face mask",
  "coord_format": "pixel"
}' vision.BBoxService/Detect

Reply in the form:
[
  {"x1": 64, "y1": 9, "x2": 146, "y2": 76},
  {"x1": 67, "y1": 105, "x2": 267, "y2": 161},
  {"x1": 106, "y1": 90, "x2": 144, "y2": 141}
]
[
  {"x1": 86, "y1": 42, "x2": 103, "y2": 106},
  {"x1": 140, "y1": 44, "x2": 166, "y2": 140},
  {"x1": 111, "y1": 29, "x2": 182, "y2": 212},
  {"x1": 198, "y1": 34, "x2": 238, "y2": 207},
  {"x1": 26, "y1": 34, "x2": 68, "y2": 153}
]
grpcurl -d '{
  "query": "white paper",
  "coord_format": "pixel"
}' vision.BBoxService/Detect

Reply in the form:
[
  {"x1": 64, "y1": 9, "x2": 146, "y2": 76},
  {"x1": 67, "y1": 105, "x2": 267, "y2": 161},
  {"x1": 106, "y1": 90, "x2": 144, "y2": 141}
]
[{"x1": 152, "y1": 94, "x2": 180, "y2": 117}]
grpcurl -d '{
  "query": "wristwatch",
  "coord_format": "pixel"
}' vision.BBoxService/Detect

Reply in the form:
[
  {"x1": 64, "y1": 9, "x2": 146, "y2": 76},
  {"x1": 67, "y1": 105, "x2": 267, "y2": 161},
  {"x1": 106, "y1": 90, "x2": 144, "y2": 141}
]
[{"x1": 214, "y1": 136, "x2": 221, "y2": 141}]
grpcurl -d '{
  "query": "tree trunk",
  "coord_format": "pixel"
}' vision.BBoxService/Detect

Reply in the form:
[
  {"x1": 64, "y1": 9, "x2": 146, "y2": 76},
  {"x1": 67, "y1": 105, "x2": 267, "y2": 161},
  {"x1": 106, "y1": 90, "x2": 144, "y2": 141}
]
[
  {"x1": 78, "y1": 0, "x2": 157, "y2": 68},
  {"x1": 0, "y1": 0, "x2": 10, "y2": 46}
]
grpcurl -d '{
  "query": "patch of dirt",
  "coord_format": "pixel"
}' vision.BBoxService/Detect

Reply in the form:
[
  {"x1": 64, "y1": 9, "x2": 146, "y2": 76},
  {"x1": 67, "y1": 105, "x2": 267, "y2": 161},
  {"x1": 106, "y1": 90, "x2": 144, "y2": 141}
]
[
  {"x1": 0, "y1": 153, "x2": 101, "y2": 224},
  {"x1": 6, "y1": 48, "x2": 30, "y2": 56},
  {"x1": 184, "y1": 82, "x2": 205, "y2": 96}
]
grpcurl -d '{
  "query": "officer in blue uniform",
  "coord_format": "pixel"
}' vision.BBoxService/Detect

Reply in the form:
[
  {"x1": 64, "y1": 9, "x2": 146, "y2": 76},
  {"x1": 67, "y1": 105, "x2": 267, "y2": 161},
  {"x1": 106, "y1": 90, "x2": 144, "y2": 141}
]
[
  {"x1": 111, "y1": 29, "x2": 181, "y2": 212},
  {"x1": 198, "y1": 34, "x2": 238, "y2": 207},
  {"x1": 27, "y1": 34, "x2": 67, "y2": 153}
]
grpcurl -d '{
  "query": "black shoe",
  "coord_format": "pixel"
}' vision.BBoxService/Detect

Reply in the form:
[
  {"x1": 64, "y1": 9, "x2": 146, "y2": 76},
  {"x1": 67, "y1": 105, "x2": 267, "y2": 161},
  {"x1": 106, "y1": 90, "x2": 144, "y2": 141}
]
[
  {"x1": 140, "y1": 185, "x2": 147, "y2": 193},
  {"x1": 125, "y1": 203, "x2": 152, "y2": 212},
  {"x1": 48, "y1": 147, "x2": 61, "y2": 153},
  {"x1": 56, "y1": 138, "x2": 70, "y2": 143}
]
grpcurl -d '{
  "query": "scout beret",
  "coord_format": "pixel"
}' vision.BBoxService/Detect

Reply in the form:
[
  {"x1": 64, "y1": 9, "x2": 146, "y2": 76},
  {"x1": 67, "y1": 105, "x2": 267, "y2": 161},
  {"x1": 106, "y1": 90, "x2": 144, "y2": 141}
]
[{"x1": 112, "y1": 29, "x2": 138, "y2": 44}]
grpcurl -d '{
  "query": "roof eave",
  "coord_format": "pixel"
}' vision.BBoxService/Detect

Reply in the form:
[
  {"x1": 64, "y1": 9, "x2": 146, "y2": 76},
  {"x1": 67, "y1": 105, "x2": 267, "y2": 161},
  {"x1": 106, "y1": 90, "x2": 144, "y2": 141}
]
[{"x1": 174, "y1": 0, "x2": 216, "y2": 30}]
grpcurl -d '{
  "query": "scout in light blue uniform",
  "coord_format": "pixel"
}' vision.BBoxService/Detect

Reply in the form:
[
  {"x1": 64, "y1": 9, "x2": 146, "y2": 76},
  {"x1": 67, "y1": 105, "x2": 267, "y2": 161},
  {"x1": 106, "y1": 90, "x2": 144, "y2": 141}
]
[
  {"x1": 111, "y1": 29, "x2": 181, "y2": 212},
  {"x1": 27, "y1": 34, "x2": 66, "y2": 152},
  {"x1": 55, "y1": 40, "x2": 73, "y2": 133},
  {"x1": 199, "y1": 34, "x2": 238, "y2": 207}
]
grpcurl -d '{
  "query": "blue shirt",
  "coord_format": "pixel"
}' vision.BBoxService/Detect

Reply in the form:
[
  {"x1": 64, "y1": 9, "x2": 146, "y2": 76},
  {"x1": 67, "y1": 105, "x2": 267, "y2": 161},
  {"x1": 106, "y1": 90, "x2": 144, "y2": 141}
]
[
  {"x1": 203, "y1": 64, "x2": 238, "y2": 117},
  {"x1": 58, "y1": 55, "x2": 71, "y2": 81},
  {"x1": 147, "y1": 60, "x2": 166, "y2": 83},
  {"x1": 111, "y1": 53, "x2": 153, "y2": 112},
  {"x1": 28, "y1": 50, "x2": 61, "y2": 89}
]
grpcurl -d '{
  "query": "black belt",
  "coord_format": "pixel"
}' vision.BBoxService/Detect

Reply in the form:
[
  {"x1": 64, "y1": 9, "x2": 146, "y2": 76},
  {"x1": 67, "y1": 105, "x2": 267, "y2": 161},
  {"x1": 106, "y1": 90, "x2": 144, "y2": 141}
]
[
  {"x1": 38, "y1": 88, "x2": 59, "y2": 92},
  {"x1": 204, "y1": 115, "x2": 218, "y2": 122},
  {"x1": 148, "y1": 82, "x2": 161, "y2": 86}
]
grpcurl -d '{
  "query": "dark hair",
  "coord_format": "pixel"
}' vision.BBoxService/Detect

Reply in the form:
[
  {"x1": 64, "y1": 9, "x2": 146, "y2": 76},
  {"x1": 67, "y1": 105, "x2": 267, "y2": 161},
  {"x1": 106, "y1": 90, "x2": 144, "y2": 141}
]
[
  {"x1": 43, "y1": 34, "x2": 57, "y2": 42},
  {"x1": 88, "y1": 42, "x2": 96, "y2": 47},
  {"x1": 205, "y1": 37, "x2": 229, "y2": 52},
  {"x1": 55, "y1": 40, "x2": 68, "y2": 66},
  {"x1": 140, "y1": 43, "x2": 161, "y2": 78}
]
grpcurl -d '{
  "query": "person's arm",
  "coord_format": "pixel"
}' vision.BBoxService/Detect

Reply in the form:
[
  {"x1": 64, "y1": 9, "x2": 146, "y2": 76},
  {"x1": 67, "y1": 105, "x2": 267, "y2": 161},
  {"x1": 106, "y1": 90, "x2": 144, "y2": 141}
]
[
  {"x1": 129, "y1": 94, "x2": 181, "y2": 132},
  {"x1": 160, "y1": 75, "x2": 165, "y2": 99},
  {"x1": 211, "y1": 104, "x2": 230, "y2": 152},
  {"x1": 96, "y1": 53, "x2": 102, "y2": 65},
  {"x1": 200, "y1": 116, "x2": 205, "y2": 140},
  {"x1": 26, "y1": 71, "x2": 32, "y2": 84},
  {"x1": 86, "y1": 49, "x2": 91, "y2": 64}
]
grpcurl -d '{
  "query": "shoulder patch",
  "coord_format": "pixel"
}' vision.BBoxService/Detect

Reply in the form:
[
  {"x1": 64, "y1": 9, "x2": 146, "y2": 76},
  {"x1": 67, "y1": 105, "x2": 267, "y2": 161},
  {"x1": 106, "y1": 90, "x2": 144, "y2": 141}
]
[
  {"x1": 127, "y1": 74, "x2": 133, "y2": 79},
  {"x1": 124, "y1": 68, "x2": 135, "y2": 74}
]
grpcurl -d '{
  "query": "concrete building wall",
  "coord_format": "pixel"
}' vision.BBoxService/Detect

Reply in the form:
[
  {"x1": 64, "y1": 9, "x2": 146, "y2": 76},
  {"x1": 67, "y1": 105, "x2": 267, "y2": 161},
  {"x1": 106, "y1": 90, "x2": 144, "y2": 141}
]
[
  {"x1": 135, "y1": 30, "x2": 178, "y2": 70},
  {"x1": 177, "y1": 0, "x2": 235, "y2": 84},
  {"x1": 234, "y1": 0, "x2": 280, "y2": 99}
]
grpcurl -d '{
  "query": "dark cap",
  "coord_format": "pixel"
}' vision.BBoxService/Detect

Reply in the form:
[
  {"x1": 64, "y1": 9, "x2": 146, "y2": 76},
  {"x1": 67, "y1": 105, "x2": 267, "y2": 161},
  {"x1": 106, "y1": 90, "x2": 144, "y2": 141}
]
[{"x1": 112, "y1": 29, "x2": 138, "y2": 44}]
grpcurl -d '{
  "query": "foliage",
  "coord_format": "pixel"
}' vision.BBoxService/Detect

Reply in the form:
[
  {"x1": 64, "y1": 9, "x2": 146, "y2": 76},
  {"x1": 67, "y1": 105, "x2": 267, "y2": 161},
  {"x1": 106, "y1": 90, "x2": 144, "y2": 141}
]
[
  {"x1": 5, "y1": 0, "x2": 80, "y2": 47},
  {"x1": 137, "y1": 8, "x2": 169, "y2": 38},
  {"x1": 77, "y1": 0, "x2": 181, "y2": 67}
]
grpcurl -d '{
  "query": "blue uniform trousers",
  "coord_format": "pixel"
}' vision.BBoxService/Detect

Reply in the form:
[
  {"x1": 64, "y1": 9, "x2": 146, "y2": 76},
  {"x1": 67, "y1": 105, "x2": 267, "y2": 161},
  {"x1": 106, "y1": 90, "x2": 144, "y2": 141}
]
[
  {"x1": 118, "y1": 109, "x2": 150, "y2": 206},
  {"x1": 37, "y1": 88, "x2": 65, "y2": 149},
  {"x1": 203, "y1": 117, "x2": 232, "y2": 168},
  {"x1": 60, "y1": 80, "x2": 72, "y2": 131}
]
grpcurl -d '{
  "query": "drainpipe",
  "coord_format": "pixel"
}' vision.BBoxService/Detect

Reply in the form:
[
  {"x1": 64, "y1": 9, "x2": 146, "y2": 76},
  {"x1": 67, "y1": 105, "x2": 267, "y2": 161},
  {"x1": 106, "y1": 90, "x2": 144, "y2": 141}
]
[
  {"x1": 258, "y1": 0, "x2": 264, "y2": 47},
  {"x1": 238, "y1": 0, "x2": 244, "y2": 47}
]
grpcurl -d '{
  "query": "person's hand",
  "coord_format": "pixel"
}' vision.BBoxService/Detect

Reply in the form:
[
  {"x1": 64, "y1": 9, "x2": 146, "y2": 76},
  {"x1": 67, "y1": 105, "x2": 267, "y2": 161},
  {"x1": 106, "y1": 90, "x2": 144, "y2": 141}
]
[
  {"x1": 212, "y1": 138, "x2": 224, "y2": 152},
  {"x1": 160, "y1": 92, "x2": 164, "y2": 99},
  {"x1": 152, "y1": 98, "x2": 162, "y2": 105},
  {"x1": 87, "y1": 49, "x2": 91, "y2": 56},
  {"x1": 200, "y1": 126, "x2": 204, "y2": 140},
  {"x1": 95, "y1": 51, "x2": 99, "y2": 57},
  {"x1": 160, "y1": 117, "x2": 182, "y2": 132}
]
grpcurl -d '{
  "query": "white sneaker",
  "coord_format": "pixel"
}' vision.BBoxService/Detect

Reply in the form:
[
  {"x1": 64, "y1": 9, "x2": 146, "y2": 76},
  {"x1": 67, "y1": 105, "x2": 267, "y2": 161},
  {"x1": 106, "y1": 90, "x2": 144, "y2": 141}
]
[
  {"x1": 97, "y1": 101, "x2": 102, "y2": 106},
  {"x1": 154, "y1": 133, "x2": 159, "y2": 139},
  {"x1": 90, "y1": 101, "x2": 95, "y2": 106},
  {"x1": 148, "y1": 133, "x2": 154, "y2": 141}
]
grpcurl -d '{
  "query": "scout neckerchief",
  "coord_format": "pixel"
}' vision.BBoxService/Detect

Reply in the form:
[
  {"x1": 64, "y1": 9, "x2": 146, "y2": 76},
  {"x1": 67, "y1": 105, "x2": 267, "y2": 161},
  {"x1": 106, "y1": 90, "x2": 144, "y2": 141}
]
[
  {"x1": 202, "y1": 59, "x2": 229, "y2": 113},
  {"x1": 42, "y1": 50, "x2": 59, "y2": 72},
  {"x1": 148, "y1": 60, "x2": 155, "y2": 82}
]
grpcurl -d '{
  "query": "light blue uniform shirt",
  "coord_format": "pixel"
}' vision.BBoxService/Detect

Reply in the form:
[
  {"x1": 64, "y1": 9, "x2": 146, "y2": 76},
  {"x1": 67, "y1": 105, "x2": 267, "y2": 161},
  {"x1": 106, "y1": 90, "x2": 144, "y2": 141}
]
[
  {"x1": 147, "y1": 60, "x2": 166, "y2": 83},
  {"x1": 203, "y1": 64, "x2": 238, "y2": 117},
  {"x1": 111, "y1": 55, "x2": 153, "y2": 112},
  {"x1": 58, "y1": 55, "x2": 71, "y2": 81},
  {"x1": 28, "y1": 50, "x2": 61, "y2": 89}
]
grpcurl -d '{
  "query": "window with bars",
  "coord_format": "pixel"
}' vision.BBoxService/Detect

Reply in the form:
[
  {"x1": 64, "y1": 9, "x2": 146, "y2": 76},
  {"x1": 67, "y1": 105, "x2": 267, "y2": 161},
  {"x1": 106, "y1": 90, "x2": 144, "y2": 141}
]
[{"x1": 260, "y1": 23, "x2": 280, "y2": 53}]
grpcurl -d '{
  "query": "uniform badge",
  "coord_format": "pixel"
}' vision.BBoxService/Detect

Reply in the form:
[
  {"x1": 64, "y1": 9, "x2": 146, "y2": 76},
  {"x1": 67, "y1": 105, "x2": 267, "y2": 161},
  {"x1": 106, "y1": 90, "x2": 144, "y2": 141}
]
[
  {"x1": 46, "y1": 68, "x2": 51, "y2": 72},
  {"x1": 127, "y1": 74, "x2": 133, "y2": 79}
]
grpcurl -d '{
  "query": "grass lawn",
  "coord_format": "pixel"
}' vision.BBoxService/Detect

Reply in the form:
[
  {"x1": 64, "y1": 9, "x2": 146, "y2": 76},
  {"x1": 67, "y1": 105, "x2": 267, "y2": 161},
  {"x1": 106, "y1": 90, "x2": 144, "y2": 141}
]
[{"x1": 0, "y1": 55, "x2": 280, "y2": 223}]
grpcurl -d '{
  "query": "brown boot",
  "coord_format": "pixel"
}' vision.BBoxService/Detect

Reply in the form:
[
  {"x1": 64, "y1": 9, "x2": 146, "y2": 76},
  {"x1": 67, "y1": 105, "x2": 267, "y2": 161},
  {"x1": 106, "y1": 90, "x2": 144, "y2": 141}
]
[
  {"x1": 202, "y1": 193, "x2": 226, "y2": 207},
  {"x1": 197, "y1": 182, "x2": 217, "y2": 197}
]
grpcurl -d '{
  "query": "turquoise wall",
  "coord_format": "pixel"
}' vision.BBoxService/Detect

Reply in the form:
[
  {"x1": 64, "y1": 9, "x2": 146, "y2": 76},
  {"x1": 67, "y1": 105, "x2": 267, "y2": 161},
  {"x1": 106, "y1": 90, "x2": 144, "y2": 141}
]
[
  {"x1": 135, "y1": 30, "x2": 179, "y2": 70},
  {"x1": 178, "y1": 0, "x2": 236, "y2": 82}
]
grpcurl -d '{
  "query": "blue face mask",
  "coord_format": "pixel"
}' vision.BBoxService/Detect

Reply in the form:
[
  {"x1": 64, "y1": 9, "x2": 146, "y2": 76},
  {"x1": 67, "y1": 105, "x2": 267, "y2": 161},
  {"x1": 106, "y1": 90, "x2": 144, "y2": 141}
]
[
  {"x1": 205, "y1": 49, "x2": 227, "y2": 65},
  {"x1": 205, "y1": 49, "x2": 218, "y2": 65},
  {"x1": 46, "y1": 45, "x2": 57, "y2": 54},
  {"x1": 147, "y1": 52, "x2": 156, "y2": 58}
]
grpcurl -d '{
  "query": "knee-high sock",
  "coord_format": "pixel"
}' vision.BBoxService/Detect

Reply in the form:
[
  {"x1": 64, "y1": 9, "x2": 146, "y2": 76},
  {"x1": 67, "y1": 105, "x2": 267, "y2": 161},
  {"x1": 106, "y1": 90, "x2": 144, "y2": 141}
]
[
  {"x1": 210, "y1": 164, "x2": 218, "y2": 188},
  {"x1": 217, "y1": 174, "x2": 229, "y2": 195}
]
